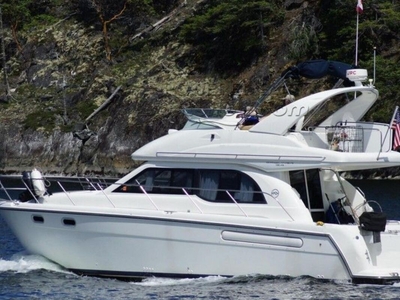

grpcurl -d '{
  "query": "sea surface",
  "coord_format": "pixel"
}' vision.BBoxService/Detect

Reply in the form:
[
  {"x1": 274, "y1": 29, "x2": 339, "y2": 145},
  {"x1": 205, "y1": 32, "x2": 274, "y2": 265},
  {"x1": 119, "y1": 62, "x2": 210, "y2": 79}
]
[{"x1": 1, "y1": 177, "x2": 400, "y2": 299}]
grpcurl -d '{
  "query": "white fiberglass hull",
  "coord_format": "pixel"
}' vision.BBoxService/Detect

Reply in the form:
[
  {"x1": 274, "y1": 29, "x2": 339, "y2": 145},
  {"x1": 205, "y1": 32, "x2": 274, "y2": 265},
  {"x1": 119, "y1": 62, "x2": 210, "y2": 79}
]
[{"x1": 2, "y1": 201, "x2": 400, "y2": 283}]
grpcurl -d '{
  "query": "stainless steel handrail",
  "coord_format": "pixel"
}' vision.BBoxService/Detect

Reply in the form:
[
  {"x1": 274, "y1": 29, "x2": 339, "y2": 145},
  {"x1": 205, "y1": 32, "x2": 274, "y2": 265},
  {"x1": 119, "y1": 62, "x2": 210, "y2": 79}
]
[
  {"x1": 321, "y1": 122, "x2": 387, "y2": 154},
  {"x1": 182, "y1": 188, "x2": 203, "y2": 214},
  {"x1": 1, "y1": 177, "x2": 295, "y2": 221},
  {"x1": 57, "y1": 181, "x2": 76, "y2": 205},
  {"x1": 135, "y1": 180, "x2": 159, "y2": 211},
  {"x1": 156, "y1": 151, "x2": 326, "y2": 162},
  {"x1": 226, "y1": 191, "x2": 248, "y2": 217},
  {"x1": 0, "y1": 179, "x2": 13, "y2": 201}
]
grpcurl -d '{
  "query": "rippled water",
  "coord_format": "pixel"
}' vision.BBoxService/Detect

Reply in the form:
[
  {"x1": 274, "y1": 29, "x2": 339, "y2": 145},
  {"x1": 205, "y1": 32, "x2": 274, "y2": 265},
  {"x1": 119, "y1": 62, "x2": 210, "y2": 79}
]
[
  {"x1": 2, "y1": 179, "x2": 400, "y2": 299},
  {"x1": 2, "y1": 255, "x2": 400, "y2": 300}
]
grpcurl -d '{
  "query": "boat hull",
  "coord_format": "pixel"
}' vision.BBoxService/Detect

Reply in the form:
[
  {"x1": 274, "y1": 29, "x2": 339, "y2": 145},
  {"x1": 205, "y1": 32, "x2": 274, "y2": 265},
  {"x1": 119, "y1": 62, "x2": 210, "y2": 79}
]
[
  {"x1": 0, "y1": 202, "x2": 363, "y2": 282},
  {"x1": 2, "y1": 202, "x2": 400, "y2": 284}
]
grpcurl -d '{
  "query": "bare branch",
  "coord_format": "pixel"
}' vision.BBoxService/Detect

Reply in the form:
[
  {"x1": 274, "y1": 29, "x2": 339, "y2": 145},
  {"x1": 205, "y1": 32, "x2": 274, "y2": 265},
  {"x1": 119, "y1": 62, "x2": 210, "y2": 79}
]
[{"x1": 90, "y1": 0, "x2": 128, "y2": 60}]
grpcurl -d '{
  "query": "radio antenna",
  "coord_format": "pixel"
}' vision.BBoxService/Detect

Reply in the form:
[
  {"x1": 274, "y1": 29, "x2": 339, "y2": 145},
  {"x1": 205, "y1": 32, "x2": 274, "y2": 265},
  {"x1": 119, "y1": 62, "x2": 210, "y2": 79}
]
[{"x1": 373, "y1": 46, "x2": 376, "y2": 85}]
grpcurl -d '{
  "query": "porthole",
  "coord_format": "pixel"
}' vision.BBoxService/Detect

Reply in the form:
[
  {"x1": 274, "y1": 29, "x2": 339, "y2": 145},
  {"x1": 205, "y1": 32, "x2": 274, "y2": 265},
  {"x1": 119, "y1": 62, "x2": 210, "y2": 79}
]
[
  {"x1": 63, "y1": 218, "x2": 76, "y2": 226},
  {"x1": 32, "y1": 215, "x2": 44, "y2": 223}
]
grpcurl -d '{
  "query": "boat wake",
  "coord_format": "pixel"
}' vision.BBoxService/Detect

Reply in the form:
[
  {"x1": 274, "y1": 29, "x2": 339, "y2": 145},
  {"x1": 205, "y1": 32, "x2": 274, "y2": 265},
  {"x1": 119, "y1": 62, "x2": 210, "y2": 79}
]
[
  {"x1": 0, "y1": 252, "x2": 69, "y2": 274},
  {"x1": 132, "y1": 275, "x2": 227, "y2": 286}
]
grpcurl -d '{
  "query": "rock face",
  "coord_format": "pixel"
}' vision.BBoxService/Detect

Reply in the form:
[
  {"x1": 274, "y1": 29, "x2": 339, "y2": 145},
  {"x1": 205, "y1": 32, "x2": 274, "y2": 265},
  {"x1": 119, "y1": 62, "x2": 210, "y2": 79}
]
[
  {"x1": 0, "y1": 32, "x2": 234, "y2": 175},
  {"x1": 0, "y1": 0, "x2": 284, "y2": 175},
  {"x1": 1, "y1": 4, "x2": 270, "y2": 176},
  {"x1": 0, "y1": 1, "x2": 396, "y2": 178}
]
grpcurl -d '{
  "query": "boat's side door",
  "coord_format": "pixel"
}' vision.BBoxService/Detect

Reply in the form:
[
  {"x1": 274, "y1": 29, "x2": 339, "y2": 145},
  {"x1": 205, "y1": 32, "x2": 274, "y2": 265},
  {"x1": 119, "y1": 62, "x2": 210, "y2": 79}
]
[{"x1": 289, "y1": 169, "x2": 324, "y2": 222}]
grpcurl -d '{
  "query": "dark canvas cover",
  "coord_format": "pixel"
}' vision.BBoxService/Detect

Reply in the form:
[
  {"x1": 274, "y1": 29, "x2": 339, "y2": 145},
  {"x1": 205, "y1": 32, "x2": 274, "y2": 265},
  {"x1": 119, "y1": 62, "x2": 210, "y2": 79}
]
[
  {"x1": 359, "y1": 212, "x2": 387, "y2": 232},
  {"x1": 281, "y1": 60, "x2": 354, "y2": 86}
]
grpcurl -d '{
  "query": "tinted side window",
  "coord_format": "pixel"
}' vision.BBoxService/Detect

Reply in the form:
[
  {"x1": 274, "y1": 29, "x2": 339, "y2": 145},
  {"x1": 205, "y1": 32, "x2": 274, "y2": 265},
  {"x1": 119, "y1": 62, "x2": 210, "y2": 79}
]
[
  {"x1": 216, "y1": 170, "x2": 241, "y2": 202},
  {"x1": 196, "y1": 170, "x2": 265, "y2": 204},
  {"x1": 114, "y1": 168, "x2": 193, "y2": 195},
  {"x1": 114, "y1": 168, "x2": 265, "y2": 204}
]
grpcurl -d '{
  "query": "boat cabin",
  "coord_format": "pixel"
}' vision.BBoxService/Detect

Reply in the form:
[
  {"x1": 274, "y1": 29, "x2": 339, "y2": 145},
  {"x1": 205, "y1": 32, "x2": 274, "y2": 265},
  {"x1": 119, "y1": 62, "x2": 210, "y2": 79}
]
[{"x1": 112, "y1": 162, "x2": 363, "y2": 225}]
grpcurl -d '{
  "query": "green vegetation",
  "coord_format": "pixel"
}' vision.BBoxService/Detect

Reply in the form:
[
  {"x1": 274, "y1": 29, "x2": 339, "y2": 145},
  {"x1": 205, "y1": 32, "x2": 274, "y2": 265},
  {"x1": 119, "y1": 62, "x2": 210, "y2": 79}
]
[
  {"x1": 1, "y1": 0, "x2": 33, "y2": 51},
  {"x1": 287, "y1": 11, "x2": 321, "y2": 61},
  {"x1": 318, "y1": 0, "x2": 400, "y2": 122},
  {"x1": 179, "y1": 0, "x2": 284, "y2": 72},
  {"x1": 319, "y1": 0, "x2": 399, "y2": 62},
  {"x1": 75, "y1": 99, "x2": 98, "y2": 120},
  {"x1": 288, "y1": 21, "x2": 319, "y2": 61},
  {"x1": 360, "y1": 56, "x2": 400, "y2": 122},
  {"x1": 1, "y1": 0, "x2": 400, "y2": 126},
  {"x1": 24, "y1": 109, "x2": 58, "y2": 131}
]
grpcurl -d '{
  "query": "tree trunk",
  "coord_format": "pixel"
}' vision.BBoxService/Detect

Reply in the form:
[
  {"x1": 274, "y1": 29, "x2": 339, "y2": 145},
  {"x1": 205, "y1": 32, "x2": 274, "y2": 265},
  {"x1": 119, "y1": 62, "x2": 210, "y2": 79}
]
[
  {"x1": 102, "y1": 22, "x2": 111, "y2": 61},
  {"x1": 0, "y1": 7, "x2": 11, "y2": 101},
  {"x1": 11, "y1": 23, "x2": 22, "y2": 52}
]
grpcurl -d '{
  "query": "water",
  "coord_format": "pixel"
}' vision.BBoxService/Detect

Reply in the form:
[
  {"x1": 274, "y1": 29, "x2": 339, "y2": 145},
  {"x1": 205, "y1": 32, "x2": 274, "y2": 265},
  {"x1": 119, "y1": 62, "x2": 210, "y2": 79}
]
[{"x1": 2, "y1": 178, "x2": 400, "y2": 299}]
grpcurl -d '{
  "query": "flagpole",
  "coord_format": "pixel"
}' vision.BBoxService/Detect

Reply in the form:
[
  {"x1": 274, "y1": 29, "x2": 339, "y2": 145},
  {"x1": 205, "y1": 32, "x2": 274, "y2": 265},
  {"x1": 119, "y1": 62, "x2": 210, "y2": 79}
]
[
  {"x1": 389, "y1": 106, "x2": 399, "y2": 129},
  {"x1": 355, "y1": 0, "x2": 363, "y2": 66},
  {"x1": 392, "y1": 106, "x2": 400, "y2": 152},
  {"x1": 355, "y1": 12, "x2": 359, "y2": 66}
]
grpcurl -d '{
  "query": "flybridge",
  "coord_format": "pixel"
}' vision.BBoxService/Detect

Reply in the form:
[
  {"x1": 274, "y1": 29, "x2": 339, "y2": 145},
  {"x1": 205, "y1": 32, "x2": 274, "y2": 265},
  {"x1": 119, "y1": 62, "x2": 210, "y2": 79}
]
[{"x1": 176, "y1": 61, "x2": 378, "y2": 139}]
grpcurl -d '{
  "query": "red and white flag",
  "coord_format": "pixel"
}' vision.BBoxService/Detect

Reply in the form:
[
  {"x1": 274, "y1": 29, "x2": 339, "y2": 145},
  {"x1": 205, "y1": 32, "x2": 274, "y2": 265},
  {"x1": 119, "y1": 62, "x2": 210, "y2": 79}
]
[
  {"x1": 392, "y1": 109, "x2": 400, "y2": 151},
  {"x1": 356, "y1": 0, "x2": 363, "y2": 14}
]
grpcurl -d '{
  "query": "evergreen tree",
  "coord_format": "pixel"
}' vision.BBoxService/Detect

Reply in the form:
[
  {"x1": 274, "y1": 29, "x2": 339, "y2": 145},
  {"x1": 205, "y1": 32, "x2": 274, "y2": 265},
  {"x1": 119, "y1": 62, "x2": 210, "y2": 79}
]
[{"x1": 180, "y1": 0, "x2": 284, "y2": 72}]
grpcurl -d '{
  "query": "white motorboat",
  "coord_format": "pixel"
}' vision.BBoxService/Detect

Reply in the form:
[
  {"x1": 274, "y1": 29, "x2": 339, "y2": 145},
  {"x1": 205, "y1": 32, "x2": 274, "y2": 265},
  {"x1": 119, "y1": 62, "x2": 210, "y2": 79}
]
[{"x1": 2, "y1": 61, "x2": 400, "y2": 284}]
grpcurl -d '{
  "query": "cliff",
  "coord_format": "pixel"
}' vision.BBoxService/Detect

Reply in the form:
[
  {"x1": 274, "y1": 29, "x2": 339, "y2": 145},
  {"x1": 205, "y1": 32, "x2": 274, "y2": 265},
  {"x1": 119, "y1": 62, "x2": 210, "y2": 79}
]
[{"x1": 0, "y1": 0, "x2": 399, "y2": 177}]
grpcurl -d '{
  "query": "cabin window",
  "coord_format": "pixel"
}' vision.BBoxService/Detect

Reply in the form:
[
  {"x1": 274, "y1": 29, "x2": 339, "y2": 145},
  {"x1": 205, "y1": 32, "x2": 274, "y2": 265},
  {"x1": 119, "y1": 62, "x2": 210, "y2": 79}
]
[
  {"x1": 115, "y1": 168, "x2": 194, "y2": 194},
  {"x1": 196, "y1": 170, "x2": 264, "y2": 203},
  {"x1": 115, "y1": 168, "x2": 265, "y2": 204},
  {"x1": 289, "y1": 169, "x2": 324, "y2": 221},
  {"x1": 197, "y1": 170, "x2": 219, "y2": 200}
]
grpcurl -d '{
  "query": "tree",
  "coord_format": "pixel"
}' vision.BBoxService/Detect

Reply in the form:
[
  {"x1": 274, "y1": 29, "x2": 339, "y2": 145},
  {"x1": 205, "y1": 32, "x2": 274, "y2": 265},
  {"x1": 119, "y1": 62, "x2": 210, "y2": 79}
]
[
  {"x1": 180, "y1": 0, "x2": 284, "y2": 72},
  {"x1": 318, "y1": 0, "x2": 400, "y2": 63},
  {"x1": 88, "y1": 0, "x2": 128, "y2": 60},
  {"x1": 1, "y1": 0, "x2": 33, "y2": 52}
]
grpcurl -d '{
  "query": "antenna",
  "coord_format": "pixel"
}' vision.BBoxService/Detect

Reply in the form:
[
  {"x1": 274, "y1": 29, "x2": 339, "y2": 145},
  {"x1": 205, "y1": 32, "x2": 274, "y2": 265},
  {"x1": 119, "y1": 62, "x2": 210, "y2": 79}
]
[{"x1": 373, "y1": 46, "x2": 376, "y2": 85}]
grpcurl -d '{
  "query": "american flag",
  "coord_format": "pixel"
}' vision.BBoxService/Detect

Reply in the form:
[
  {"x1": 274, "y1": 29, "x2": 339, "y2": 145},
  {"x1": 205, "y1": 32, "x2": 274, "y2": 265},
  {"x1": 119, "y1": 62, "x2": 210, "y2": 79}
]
[
  {"x1": 356, "y1": 0, "x2": 363, "y2": 14},
  {"x1": 392, "y1": 109, "x2": 400, "y2": 151}
]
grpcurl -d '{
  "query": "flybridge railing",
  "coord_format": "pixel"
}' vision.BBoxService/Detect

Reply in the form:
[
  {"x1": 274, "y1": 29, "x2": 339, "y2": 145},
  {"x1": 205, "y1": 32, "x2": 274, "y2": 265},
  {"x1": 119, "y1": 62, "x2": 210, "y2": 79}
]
[
  {"x1": 316, "y1": 121, "x2": 388, "y2": 153},
  {"x1": 325, "y1": 124, "x2": 364, "y2": 152},
  {"x1": 0, "y1": 177, "x2": 295, "y2": 221}
]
